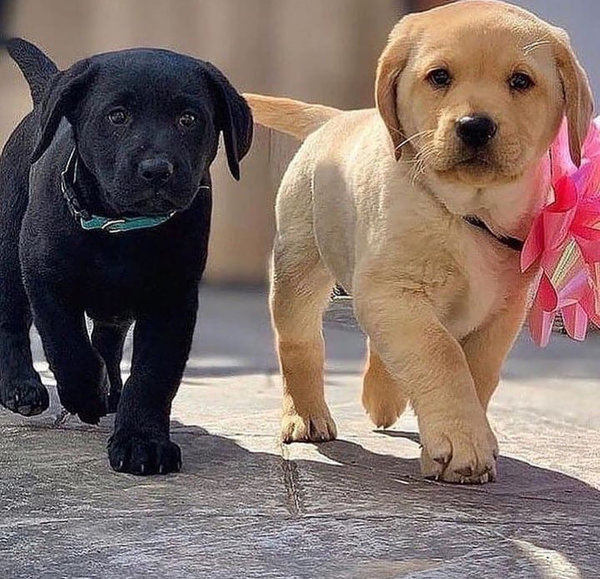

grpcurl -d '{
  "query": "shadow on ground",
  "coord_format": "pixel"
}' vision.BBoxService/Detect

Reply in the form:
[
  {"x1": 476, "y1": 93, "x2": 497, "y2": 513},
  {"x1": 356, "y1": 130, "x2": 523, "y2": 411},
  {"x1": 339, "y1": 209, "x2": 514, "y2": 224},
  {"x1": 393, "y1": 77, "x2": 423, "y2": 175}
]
[
  {"x1": 2, "y1": 287, "x2": 599, "y2": 578},
  {"x1": 1, "y1": 413, "x2": 598, "y2": 578}
]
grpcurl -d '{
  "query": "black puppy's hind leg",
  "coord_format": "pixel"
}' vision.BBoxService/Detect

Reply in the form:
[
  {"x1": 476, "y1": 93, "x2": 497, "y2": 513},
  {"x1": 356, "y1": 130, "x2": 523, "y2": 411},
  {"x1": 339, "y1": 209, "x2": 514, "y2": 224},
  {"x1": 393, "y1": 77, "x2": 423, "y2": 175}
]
[
  {"x1": 0, "y1": 259, "x2": 49, "y2": 416},
  {"x1": 91, "y1": 320, "x2": 132, "y2": 413},
  {"x1": 0, "y1": 127, "x2": 49, "y2": 417}
]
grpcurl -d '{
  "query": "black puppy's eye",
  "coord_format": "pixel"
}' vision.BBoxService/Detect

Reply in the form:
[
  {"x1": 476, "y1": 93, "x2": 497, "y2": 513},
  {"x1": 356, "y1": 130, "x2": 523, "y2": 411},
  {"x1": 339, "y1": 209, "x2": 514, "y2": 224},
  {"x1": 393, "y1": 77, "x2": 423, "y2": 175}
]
[
  {"x1": 108, "y1": 108, "x2": 129, "y2": 125},
  {"x1": 427, "y1": 68, "x2": 452, "y2": 88},
  {"x1": 509, "y1": 72, "x2": 534, "y2": 91},
  {"x1": 178, "y1": 112, "x2": 197, "y2": 128}
]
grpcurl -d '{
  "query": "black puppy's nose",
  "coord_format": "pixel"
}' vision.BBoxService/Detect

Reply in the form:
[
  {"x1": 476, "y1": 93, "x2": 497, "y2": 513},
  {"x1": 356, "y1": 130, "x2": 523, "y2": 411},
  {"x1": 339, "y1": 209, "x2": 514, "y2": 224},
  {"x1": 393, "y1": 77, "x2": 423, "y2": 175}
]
[
  {"x1": 456, "y1": 115, "x2": 498, "y2": 148},
  {"x1": 138, "y1": 158, "x2": 174, "y2": 185}
]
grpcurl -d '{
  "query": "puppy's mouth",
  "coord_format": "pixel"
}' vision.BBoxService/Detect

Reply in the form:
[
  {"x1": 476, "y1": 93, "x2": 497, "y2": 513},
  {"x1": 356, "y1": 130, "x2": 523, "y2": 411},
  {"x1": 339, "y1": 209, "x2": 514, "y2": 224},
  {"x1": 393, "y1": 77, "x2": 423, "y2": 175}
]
[
  {"x1": 433, "y1": 153, "x2": 497, "y2": 180},
  {"x1": 426, "y1": 130, "x2": 527, "y2": 184},
  {"x1": 119, "y1": 190, "x2": 192, "y2": 217},
  {"x1": 455, "y1": 151, "x2": 493, "y2": 168},
  {"x1": 432, "y1": 148, "x2": 523, "y2": 185}
]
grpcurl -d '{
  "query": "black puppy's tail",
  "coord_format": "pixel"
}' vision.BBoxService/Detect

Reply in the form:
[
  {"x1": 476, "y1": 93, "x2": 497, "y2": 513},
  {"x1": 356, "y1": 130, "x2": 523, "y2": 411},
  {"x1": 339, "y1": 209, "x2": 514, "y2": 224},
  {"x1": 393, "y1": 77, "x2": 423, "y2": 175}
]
[{"x1": 2, "y1": 37, "x2": 59, "y2": 106}]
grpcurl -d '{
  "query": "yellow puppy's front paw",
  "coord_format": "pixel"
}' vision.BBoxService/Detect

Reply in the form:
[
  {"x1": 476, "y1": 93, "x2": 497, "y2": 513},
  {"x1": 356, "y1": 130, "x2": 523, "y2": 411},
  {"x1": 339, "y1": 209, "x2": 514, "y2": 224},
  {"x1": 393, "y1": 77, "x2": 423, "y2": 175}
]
[
  {"x1": 362, "y1": 386, "x2": 408, "y2": 429},
  {"x1": 419, "y1": 419, "x2": 498, "y2": 484},
  {"x1": 281, "y1": 407, "x2": 337, "y2": 443}
]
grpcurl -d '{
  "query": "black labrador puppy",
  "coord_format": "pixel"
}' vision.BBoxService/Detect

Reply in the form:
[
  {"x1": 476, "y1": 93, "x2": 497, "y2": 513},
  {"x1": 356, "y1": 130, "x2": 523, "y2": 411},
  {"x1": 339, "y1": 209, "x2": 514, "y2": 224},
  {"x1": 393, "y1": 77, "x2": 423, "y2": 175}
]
[{"x1": 0, "y1": 39, "x2": 252, "y2": 474}]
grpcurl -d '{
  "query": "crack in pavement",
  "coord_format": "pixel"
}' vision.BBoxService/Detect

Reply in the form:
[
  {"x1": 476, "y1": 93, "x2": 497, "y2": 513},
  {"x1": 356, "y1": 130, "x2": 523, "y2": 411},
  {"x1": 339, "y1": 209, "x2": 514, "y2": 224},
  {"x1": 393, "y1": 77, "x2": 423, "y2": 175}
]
[{"x1": 280, "y1": 444, "x2": 304, "y2": 518}]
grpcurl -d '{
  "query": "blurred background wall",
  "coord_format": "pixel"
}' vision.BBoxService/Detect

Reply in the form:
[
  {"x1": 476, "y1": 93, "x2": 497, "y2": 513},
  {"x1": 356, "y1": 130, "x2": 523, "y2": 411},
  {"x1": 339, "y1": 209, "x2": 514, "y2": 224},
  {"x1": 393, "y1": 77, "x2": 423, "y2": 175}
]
[
  {"x1": 0, "y1": 0, "x2": 596, "y2": 284},
  {"x1": 0, "y1": 0, "x2": 409, "y2": 284}
]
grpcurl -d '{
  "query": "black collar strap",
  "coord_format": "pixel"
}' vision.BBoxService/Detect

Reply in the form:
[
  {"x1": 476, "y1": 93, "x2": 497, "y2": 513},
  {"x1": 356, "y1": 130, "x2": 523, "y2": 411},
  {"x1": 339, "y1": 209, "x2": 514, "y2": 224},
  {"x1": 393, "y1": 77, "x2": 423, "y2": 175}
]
[
  {"x1": 60, "y1": 146, "x2": 91, "y2": 222},
  {"x1": 462, "y1": 215, "x2": 524, "y2": 252}
]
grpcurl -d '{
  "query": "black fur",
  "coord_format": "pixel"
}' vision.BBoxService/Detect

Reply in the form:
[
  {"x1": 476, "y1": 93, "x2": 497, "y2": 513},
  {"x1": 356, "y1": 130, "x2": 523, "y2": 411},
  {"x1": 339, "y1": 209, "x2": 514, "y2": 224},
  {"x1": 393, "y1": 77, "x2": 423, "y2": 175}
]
[{"x1": 0, "y1": 39, "x2": 253, "y2": 475}]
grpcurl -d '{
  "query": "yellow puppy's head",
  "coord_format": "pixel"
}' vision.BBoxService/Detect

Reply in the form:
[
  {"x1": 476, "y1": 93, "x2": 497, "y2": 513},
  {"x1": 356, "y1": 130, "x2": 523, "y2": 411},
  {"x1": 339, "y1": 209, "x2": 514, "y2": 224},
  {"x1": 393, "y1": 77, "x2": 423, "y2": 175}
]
[{"x1": 376, "y1": 0, "x2": 594, "y2": 187}]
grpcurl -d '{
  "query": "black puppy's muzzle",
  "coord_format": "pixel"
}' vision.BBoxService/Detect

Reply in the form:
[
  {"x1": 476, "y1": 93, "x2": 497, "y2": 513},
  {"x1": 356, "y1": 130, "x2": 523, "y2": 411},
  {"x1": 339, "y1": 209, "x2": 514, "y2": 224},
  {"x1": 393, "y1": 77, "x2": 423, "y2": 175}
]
[
  {"x1": 138, "y1": 158, "x2": 175, "y2": 186},
  {"x1": 112, "y1": 156, "x2": 197, "y2": 216},
  {"x1": 456, "y1": 114, "x2": 498, "y2": 149}
]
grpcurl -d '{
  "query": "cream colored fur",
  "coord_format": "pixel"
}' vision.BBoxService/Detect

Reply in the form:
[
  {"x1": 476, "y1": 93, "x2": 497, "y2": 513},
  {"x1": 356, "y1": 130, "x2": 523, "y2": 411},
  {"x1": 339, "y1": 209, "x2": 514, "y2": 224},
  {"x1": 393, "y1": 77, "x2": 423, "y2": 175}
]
[{"x1": 245, "y1": 0, "x2": 593, "y2": 484}]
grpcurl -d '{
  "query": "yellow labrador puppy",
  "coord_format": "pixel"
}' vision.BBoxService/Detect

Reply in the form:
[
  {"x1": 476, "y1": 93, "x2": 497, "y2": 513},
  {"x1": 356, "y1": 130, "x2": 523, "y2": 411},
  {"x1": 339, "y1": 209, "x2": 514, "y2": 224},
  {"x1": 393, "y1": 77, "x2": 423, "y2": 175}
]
[{"x1": 246, "y1": 0, "x2": 593, "y2": 483}]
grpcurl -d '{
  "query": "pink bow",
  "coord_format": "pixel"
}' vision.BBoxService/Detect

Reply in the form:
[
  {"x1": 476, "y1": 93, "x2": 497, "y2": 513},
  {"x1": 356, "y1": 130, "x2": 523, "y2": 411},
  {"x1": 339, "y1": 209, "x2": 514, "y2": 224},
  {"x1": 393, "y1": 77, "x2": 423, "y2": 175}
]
[{"x1": 522, "y1": 118, "x2": 600, "y2": 346}]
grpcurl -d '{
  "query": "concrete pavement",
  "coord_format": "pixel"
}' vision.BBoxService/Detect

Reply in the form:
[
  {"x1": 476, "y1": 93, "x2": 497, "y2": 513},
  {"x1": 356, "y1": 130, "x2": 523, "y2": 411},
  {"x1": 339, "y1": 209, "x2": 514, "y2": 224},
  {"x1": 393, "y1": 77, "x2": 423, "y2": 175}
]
[{"x1": 0, "y1": 286, "x2": 598, "y2": 578}]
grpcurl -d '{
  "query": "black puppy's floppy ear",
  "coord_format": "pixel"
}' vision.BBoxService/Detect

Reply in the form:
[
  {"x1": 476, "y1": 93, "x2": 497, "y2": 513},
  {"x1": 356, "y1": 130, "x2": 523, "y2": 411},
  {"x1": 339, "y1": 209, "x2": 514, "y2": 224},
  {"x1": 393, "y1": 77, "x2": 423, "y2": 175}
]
[
  {"x1": 31, "y1": 60, "x2": 97, "y2": 163},
  {"x1": 204, "y1": 63, "x2": 253, "y2": 181}
]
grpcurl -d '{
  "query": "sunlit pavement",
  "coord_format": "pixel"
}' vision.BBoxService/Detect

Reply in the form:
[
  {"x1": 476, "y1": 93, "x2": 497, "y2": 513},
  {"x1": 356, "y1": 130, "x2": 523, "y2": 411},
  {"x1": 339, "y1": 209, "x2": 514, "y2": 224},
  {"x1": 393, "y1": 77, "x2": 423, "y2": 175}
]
[{"x1": 1, "y1": 286, "x2": 598, "y2": 578}]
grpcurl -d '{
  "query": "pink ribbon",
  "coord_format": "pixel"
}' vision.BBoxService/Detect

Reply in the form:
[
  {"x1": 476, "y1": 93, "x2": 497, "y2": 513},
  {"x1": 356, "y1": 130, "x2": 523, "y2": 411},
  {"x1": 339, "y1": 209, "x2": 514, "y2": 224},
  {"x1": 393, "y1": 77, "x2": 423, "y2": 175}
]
[{"x1": 522, "y1": 118, "x2": 600, "y2": 345}]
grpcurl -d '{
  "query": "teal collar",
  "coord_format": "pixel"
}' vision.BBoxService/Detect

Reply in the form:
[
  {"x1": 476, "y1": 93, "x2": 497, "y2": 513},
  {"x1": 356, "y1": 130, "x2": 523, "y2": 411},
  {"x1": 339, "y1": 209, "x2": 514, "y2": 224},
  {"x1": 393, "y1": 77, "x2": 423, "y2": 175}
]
[
  {"x1": 60, "y1": 147, "x2": 182, "y2": 234},
  {"x1": 79, "y1": 212, "x2": 176, "y2": 233}
]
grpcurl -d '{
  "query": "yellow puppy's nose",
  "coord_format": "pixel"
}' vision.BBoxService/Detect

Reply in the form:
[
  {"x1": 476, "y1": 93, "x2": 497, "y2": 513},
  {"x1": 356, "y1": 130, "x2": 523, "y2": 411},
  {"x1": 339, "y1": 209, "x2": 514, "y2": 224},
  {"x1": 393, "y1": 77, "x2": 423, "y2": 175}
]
[{"x1": 456, "y1": 114, "x2": 498, "y2": 148}]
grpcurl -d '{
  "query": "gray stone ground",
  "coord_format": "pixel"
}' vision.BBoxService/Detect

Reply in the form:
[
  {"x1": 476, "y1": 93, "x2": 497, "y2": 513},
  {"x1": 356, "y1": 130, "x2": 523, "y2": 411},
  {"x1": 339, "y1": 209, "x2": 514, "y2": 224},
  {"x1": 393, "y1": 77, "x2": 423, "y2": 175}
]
[{"x1": 0, "y1": 286, "x2": 599, "y2": 579}]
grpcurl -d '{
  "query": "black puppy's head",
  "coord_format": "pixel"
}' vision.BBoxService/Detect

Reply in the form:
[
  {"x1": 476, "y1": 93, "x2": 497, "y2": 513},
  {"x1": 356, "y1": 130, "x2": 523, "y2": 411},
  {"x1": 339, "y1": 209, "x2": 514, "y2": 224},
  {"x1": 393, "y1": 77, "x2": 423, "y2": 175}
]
[{"x1": 32, "y1": 48, "x2": 253, "y2": 216}]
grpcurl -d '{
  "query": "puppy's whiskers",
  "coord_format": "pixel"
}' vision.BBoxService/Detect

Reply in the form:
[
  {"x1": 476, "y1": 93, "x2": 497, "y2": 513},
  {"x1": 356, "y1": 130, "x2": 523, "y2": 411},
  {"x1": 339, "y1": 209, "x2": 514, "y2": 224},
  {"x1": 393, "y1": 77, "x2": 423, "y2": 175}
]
[
  {"x1": 404, "y1": 139, "x2": 435, "y2": 167},
  {"x1": 407, "y1": 141, "x2": 437, "y2": 186},
  {"x1": 395, "y1": 129, "x2": 435, "y2": 153}
]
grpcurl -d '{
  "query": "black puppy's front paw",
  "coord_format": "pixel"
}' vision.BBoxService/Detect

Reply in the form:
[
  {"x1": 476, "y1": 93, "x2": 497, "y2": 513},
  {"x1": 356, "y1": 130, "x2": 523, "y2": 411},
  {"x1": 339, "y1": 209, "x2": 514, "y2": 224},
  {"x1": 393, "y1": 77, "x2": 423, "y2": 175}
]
[
  {"x1": 108, "y1": 430, "x2": 181, "y2": 475},
  {"x1": 59, "y1": 370, "x2": 109, "y2": 425},
  {"x1": 0, "y1": 377, "x2": 49, "y2": 416}
]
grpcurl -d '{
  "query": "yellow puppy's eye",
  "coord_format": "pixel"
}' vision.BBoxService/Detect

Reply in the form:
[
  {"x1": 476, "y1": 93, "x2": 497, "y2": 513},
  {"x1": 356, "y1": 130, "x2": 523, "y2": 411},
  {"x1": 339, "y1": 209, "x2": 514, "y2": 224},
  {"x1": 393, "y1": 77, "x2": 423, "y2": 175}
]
[
  {"x1": 178, "y1": 112, "x2": 197, "y2": 128},
  {"x1": 427, "y1": 68, "x2": 452, "y2": 88},
  {"x1": 509, "y1": 72, "x2": 534, "y2": 91}
]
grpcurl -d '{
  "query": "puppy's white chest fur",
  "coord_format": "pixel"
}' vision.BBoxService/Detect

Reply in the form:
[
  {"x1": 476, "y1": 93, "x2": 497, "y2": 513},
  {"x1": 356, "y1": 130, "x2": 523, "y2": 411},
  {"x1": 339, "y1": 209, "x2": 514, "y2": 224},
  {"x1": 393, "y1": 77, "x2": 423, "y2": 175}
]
[
  {"x1": 443, "y1": 229, "x2": 519, "y2": 339},
  {"x1": 427, "y1": 174, "x2": 542, "y2": 339}
]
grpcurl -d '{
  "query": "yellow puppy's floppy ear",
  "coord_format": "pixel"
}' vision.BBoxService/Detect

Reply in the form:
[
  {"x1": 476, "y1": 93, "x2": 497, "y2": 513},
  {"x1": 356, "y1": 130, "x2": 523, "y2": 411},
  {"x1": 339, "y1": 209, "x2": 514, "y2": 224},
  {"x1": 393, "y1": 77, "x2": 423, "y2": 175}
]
[
  {"x1": 375, "y1": 17, "x2": 416, "y2": 161},
  {"x1": 552, "y1": 27, "x2": 594, "y2": 167}
]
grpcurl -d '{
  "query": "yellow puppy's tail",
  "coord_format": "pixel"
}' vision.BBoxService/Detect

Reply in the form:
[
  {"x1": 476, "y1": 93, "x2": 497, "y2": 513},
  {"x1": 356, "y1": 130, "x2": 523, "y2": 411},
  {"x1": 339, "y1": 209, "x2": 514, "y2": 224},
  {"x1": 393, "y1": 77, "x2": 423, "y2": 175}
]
[{"x1": 243, "y1": 93, "x2": 342, "y2": 141}]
